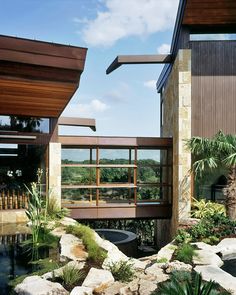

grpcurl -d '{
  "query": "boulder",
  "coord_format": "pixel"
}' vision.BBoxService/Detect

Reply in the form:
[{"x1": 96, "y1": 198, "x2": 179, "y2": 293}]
[
  {"x1": 156, "y1": 242, "x2": 177, "y2": 263},
  {"x1": 216, "y1": 238, "x2": 236, "y2": 260},
  {"x1": 82, "y1": 267, "x2": 114, "y2": 289},
  {"x1": 139, "y1": 279, "x2": 157, "y2": 295},
  {"x1": 42, "y1": 260, "x2": 85, "y2": 280},
  {"x1": 131, "y1": 258, "x2": 149, "y2": 271},
  {"x1": 60, "y1": 217, "x2": 78, "y2": 227},
  {"x1": 70, "y1": 286, "x2": 93, "y2": 295},
  {"x1": 165, "y1": 260, "x2": 192, "y2": 274},
  {"x1": 145, "y1": 263, "x2": 169, "y2": 282},
  {"x1": 193, "y1": 249, "x2": 223, "y2": 267},
  {"x1": 14, "y1": 275, "x2": 68, "y2": 295},
  {"x1": 60, "y1": 234, "x2": 87, "y2": 262},
  {"x1": 100, "y1": 282, "x2": 126, "y2": 295},
  {"x1": 195, "y1": 265, "x2": 236, "y2": 295}
]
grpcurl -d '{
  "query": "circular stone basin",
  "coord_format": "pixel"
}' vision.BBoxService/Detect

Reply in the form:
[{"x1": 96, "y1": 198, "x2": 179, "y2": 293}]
[
  {"x1": 95, "y1": 229, "x2": 138, "y2": 257},
  {"x1": 221, "y1": 259, "x2": 236, "y2": 277}
]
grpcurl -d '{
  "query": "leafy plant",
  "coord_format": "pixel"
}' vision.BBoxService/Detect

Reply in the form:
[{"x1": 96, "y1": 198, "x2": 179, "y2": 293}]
[
  {"x1": 191, "y1": 198, "x2": 226, "y2": 218},
  {"x1": 66, "y1": 224, "x2": 107, "y2": 264},
  {"x1": 58, "y1": 264, "x2": 84, "y2": 290},
  {"x1": 107, "y1": 260, "x2": 134, "y2": 282},
  {"x1": 175, "y1": 243, "x2": 196, "y2": 264},
  {"x1": 46, "y1": 195, "x2": 70, "y2": 220},
  {"x1": 152, "y1": 271, "x2": 231, "y2": 295},
  {"x1": 187, "y1": 131, "x2": 236, "y2": 220},
  {"x1": 175, "y1": 229, "x2": 192, "y2": 244}
]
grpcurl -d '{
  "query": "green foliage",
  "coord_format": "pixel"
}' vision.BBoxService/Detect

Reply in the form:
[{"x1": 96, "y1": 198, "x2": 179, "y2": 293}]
[
  {"x1": 175, "y1": 243, "x2": 196, "y2": 264},
  {"x1": 58, "y1": 264, "x2": 84, "y2": 290},
  {"x1": 175, "y1": 229, "x2": 192, "y2": 244},
  {"x1": 156, "y1": 257, "x2": 168, "y2": 264},
  {"x1": 66, "y1": 224, "x2": 107, "y2": 264},
  {"x1": 107, "y1": 260, "x2": 134, "y2": 282},
  {"x1": 46, "y1": 195, "x2": 70, "y2": 220},
  {"x1": 191, "y1": 198, "x2": 226, "y2": 218},
  {"x1": 175, "y1": 214, "x2": 236, "y2": 245},
  {"x1": 152, "y1": 271, "x2": 231, "y2": 295}
]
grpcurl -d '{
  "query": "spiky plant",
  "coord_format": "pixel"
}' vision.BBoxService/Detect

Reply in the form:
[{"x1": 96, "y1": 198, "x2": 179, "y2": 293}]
[{"x1": 187, "y1": 131, "x2": 236, "y2": 220}]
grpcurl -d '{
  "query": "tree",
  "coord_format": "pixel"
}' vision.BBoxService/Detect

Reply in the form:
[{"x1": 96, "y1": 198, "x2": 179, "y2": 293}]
[{"x1": 187, "y1": 131, "x2": 236, "y2": 220}]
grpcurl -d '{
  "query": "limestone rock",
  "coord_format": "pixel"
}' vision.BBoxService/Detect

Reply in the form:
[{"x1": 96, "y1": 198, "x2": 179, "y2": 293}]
[
  {"x1": 50, "y1": 226, "x2": 66, "y2": 238},
  {"x1": 156, "y1": 242, "x2": 177, "y2": 262},
  {"x1": 145, "y1": 263, "x2": 169, "y2": 282},
  {"x1": 139, "y1": 279, "x2": 157, "y2": 295},
  {"x1": 195, "y1": 265, "x2": 236, "y2": 295},
  {"x1": 93, "y1": 233, "x2": 128, "y2": 268},
  {"x1": 131, "y1": 258, "x2": 149, "y2": 271},
  {"x1": 100, "y1": 281, "x2": 126, "y2": 295},
  {"x1": 193, "y1": 249, "x2": 223, "y2": 267},
  {"x1": 60, "y1": 234, "x2": 87, "y2": 262},
  {"x1": 42, "y1": 261, "x2": 85, "y2": 280},
  {"x1": 14, "y1": 275, "x2": 68, "y2": 295},
  {"x1": 70, "y1": 286, "x2": 93, "y2": 295},
  {"x1": 60, "y1": 217, "x2": 78, "y2": 227},
  {"x1": 216, "y1": 238, "x2": 236, "y2": 260},
  {"x1": 165, "y1": 260, "x2": 192, "y2": 274},
  {"x1": 82, "y1": 267, "x2": 114, "y2": 289}
]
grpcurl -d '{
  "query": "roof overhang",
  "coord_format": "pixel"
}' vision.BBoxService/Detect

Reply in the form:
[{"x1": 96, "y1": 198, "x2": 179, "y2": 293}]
[
  {"x1": 106, "y1": 54, "x2": 172, "y2": 74},
  {"x1": 58, "y1": 117, "x2": 96, "y2": 131},
  {"x1": 0, "y1": 35, "x2": 87, "y2": 118}
]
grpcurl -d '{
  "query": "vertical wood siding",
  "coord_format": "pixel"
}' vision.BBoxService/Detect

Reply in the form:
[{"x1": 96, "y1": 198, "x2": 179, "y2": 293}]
[{"x1": 191, "y1": 40, "x2": 236, "y2": 137}]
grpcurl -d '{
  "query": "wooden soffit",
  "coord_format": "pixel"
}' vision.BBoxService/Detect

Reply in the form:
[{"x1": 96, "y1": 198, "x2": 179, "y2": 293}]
[
  {"x1": 0, "y1": 35, "x2": 87, "y2": 118},
  {"x1": 183, "y1": 0, "x2": 236, "y2": 28}
]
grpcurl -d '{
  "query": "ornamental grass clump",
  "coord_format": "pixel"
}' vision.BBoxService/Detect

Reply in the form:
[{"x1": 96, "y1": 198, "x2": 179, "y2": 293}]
[
  {"x1": 58, "y1": 264, "x2": 84, "y2": 290},
  {"x1": 107, "y1": 260, "x2": 134, "y2": 283},
  {"x1": 66, "y1": 224, "x2": 107, "y2": 264},
  {"x1": 175, "y1": 243, "x2": 196, "y2": 264}
]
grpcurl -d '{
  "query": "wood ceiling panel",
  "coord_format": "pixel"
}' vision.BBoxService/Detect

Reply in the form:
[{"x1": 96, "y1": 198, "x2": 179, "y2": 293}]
[
  {"x1": 0, "y1": 35, "x2": 87, "y2": 118},
  {"x1": 183, "y1": 0, "x2": 236, "y2": 26}
]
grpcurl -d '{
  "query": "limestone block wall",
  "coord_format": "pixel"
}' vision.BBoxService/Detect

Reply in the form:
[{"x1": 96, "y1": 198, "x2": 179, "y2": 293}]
[
  {"x1": 48, "y1": 142, "x2": 62, "y2": 208},
  {"x1": 161, "y1": 49, "x2": 192, "y2": 238}
]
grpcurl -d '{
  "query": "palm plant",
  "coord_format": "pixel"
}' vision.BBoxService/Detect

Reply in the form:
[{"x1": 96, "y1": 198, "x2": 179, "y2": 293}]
[{"x1": 187, "y1": 131, "x2": 236, "y2": 220}]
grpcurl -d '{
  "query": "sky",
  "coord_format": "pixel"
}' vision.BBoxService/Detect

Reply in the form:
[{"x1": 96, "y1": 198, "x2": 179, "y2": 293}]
[{"x1": 0, "y1": 0, "x2": 180, "y2": 137}]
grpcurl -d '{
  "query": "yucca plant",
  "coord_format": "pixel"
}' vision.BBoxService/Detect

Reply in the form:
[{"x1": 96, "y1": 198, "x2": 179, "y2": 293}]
[
  {"x1": 154, "y1": 272, "x2": 227, "y2": 295},
  {"x1": 187, "y1": 131, "x2": 236, "y2": 220}
]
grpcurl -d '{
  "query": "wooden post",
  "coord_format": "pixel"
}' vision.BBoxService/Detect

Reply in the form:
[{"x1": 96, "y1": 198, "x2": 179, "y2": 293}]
[
  {"x1": 96, "y1": 147, "x2": 100, "y2": 207},
  {"x1": 134, "y1": 148, "x2": 137, "y2": 205}
]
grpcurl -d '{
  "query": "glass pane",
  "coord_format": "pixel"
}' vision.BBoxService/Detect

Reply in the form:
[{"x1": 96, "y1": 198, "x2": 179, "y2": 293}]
[
  {"x1": 137, "y1": 166, "x2": 160, "y2": 183},
  {"x1": 61, "y1": 148, "x2": 96, "y2": 164},
  {"x1": 99, "y1": 149, "x2": 134, "y2": 164},
  {"x1": 62, "y1": 167, "x2": 96, "y2": 185},
  {"x1": 137, "y1": 149, "x2": 160, "y2": 162},
  {"x1": 62, "y1": 188, "x2": 96, "y2": 205},
  {"x1": 137, "y1": 186, "x2": 160, "y2": 201},
  {"x1": 160, "y1": 166, "x2": 172, "y2": 185},
  {"x1": 100, "y1": 168, "x2": 134, "y2": 184},
  {"x1": 0, "y1": 115, "x2": 49, "y2": 133},
  {"x1": 99, "y1": 188, "x2": 134, "y2": 204}
]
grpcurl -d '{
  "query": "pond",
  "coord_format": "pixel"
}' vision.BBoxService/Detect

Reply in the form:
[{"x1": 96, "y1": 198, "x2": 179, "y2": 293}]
[{"x1": 0, "y1": 235, "x2": 31, "y2": 295}]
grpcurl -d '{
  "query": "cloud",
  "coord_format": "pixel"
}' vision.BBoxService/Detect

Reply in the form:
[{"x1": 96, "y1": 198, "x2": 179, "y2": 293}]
[
  {"x1": 78, "y1": 0, "x2": 178, "y2": 47},
  {"x1": 62, "y1": 99, "x2": 109, "y2": 118},
  {"x1": 144, "y1": 80, "x2": 156, "y2": 90},
  {"x1": 157, "y1": 43, "x2": 171, "y2": 54},
  {"x1": 103, "y1": 82, "x2": 130, "y2": 103}
]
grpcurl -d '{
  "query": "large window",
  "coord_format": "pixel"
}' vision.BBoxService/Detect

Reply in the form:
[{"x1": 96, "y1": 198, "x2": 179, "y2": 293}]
[
  {"x1": 0, "y1": 115, "x2": 49, "y2": 133},
  {"x1": 61, "y1": 146, "x2": 172, "y2": 206}
]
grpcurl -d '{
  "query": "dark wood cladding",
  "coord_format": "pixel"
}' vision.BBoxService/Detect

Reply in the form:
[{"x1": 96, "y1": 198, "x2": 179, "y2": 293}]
[
  {"x1": 67, "y1": 204, "x2": 172, "y2": 219},
  {"x1": 0, "y1": 132, "x2": 51, "y2": 145},
  {"x1": 183, "y1": 0, "x2": 236, "y2": 27},
  {"x1": 59, "y1": 136, "x2": 173, "y2": 148},
  {"x1": 191, "y1": 40, "x2": 236, "y2": 137},
  {"x1": 0, "y1": 35, "x2": 87, "y2": 118}
]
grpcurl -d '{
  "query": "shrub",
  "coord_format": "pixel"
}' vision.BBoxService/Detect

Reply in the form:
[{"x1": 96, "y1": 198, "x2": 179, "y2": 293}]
[
  {"x1": 175, "y1": 243, "x2": 196, "y2": 264},
  {"x1": 107, "y1": 260, "x2": 134, "y2": 282},
  {"x1": 175, "y1": 229, "x2": 192, "y2": 244},
  {"x1": 59, "y1": 264, "x2": 84, "y2": 290},
  {"x1": 151, "y1": 271, "x2": 231, "y2": 295},
  {"x1": 66, "y1": 224, "x2": 107, "y2": 264},
  {"x1": 191, "y1": 198, "x2": 226, "y2": 218}
]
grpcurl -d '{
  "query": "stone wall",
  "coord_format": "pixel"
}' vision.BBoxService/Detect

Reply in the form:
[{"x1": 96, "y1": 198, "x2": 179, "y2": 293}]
[
  {"x1": 48, "y1": 142, "x2": 62, "y2": 208},
  {"x1": 160, "y1": 49, "x2": 192, "y2": 239}
]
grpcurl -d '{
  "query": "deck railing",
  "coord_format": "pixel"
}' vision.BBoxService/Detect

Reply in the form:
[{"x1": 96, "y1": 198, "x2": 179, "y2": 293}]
[{"x1": 0, "y1": 190, "x2": 29, "y2": 210}]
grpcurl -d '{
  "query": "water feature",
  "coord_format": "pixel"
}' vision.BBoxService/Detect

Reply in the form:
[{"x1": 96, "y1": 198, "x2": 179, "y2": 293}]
[
  {"x1": 95, "y1": 229, "x2": 138, "y2": 257},
  {"x1": 221, "y1": 259, "x2": 236, "y2": 277}
]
